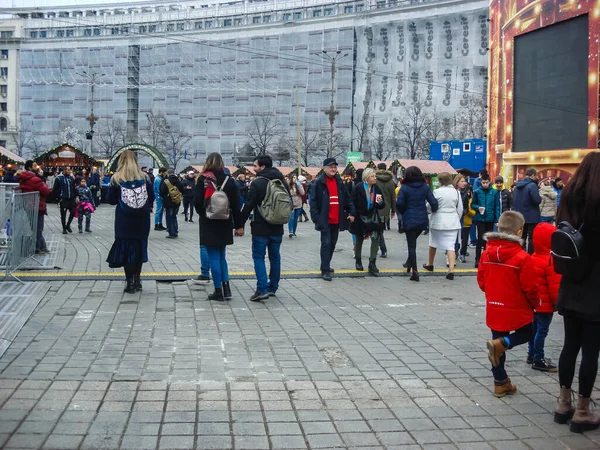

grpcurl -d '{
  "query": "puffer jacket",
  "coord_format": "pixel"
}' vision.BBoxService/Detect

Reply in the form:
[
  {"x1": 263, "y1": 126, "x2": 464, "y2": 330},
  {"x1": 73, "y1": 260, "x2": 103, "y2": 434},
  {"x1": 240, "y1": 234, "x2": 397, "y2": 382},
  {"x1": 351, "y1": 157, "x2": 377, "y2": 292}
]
[
  {"x1": 478, "y1": 232, "x2": 538, "y2": 332},
  {"x1": 539, "y1": 186, "x2": 557, "y2": 218},
  {"x1": 513, "y1": 177, "x2": 542, "y2": 223},
  {"x1": 396, "y1": 180, "x2": 438, "y2": 232},
  {"x1": 375, "y1": 170, "x2": 396, "y2": 221},
  {"x1": 472, "y1": 187, "x2": 500, "y2": 223},
  {"x1": 531, "y1": 223, "x2": 561, "y2": 313},
  {"x1": 19, "y1": 170, "x2": 52, "y2": 214}
]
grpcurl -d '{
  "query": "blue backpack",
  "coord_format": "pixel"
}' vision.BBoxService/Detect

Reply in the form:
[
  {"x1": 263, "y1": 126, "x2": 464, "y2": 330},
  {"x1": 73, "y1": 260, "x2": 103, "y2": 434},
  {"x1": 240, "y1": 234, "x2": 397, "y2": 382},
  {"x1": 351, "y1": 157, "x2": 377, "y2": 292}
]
[{"x1": 119, "y1": 180, "x2": 148, "y2": 215}]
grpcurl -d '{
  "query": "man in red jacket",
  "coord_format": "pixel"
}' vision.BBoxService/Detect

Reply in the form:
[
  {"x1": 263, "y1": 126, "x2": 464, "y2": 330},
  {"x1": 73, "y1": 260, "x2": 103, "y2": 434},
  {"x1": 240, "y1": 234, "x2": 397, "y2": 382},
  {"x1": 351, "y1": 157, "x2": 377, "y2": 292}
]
[
  {"x1": 526, "y1": 222, "x2": 561, "y2": 372},
  {"x1": 478, "y1": 211, "x2": 538, "y2": 397},
  {"x1": 19, "y1": 160, "x2": 52, "y2": 254}
]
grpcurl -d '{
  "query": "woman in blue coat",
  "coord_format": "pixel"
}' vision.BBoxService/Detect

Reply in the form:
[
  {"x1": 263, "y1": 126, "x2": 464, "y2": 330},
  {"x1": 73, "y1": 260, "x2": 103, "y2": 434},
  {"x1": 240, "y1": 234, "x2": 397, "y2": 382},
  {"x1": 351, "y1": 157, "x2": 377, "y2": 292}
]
[{"x1": 396, "y1": 166, "x2": 438, "y2": 281}]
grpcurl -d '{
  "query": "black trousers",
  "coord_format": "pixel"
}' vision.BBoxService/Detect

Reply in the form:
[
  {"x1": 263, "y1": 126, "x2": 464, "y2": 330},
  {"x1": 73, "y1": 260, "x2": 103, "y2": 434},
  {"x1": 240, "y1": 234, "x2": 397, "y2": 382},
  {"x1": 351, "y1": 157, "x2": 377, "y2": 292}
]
[
  {"x1": 59, "y1": 198, "x2": 76, "y2": 230},
  {"x1": 459, "y1": 226, "x2": 471, "y2": 256},
  {"x1": 476, "y1": 222, "x2": 494, "y2": 261},
  {"x1": 379, "y1": 228, "x2": 387, "y2": 254},
  {"x1": 183, "y1": 197, "x2": 194, "y2": 220},
  {"x1": 404, "y1": 230, "x2": 422, "y2": 271},
  {"x1": 491, "y1": 323, "x2": 532, "y2": 383},
  {"x1": 319, "y1": 224, "x2": 339, "y2": 273},
  {"x1": 559, "y1": 314, "x2": 600, "y2": 398},
  {"x1": 522, "y1": 223, "x2": 537, "y2": 254}
]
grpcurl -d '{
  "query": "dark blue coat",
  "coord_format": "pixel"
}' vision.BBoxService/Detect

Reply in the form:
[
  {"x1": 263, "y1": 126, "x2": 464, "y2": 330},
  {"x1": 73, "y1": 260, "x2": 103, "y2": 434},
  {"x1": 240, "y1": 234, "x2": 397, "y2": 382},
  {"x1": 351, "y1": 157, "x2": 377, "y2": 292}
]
[
  {"x1": 309, "y1": 174, "x2": 354, "y2": 232},
  {"x1": 513, "y1": 177, "x2": 542, "y2": 223},
  {"x1": 107, "y1": 178, "x2": 154, "y2": 240},
  {"x1": 395, "y1": 181, "x2": 438, "y2": 232}
]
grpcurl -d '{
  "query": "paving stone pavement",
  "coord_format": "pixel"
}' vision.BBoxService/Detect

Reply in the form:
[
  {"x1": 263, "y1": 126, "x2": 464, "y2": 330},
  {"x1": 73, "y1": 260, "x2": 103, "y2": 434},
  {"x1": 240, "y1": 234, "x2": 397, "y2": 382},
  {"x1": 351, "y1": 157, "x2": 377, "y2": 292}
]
[{"x1": 0, "y1": 275, "x2": 599, "y2": 449}]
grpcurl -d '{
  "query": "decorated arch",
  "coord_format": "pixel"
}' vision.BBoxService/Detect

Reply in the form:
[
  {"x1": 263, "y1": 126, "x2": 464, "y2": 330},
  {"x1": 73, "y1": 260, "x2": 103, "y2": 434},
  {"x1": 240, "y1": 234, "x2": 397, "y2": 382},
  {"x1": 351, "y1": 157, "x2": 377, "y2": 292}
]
[{"x1": 107, "y1": 143, "x2": 169, "y2": 172}]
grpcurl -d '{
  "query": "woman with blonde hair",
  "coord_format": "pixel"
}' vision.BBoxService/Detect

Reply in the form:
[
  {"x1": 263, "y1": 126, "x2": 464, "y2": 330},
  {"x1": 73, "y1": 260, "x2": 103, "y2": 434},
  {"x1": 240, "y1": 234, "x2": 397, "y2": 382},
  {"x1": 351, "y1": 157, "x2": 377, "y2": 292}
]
[
  {"x1": 422, "y1": 172, "x2": 463, "y2": 280},
  {"x1": 106, "y1": 150, "x2": 154, "y2": 293}
]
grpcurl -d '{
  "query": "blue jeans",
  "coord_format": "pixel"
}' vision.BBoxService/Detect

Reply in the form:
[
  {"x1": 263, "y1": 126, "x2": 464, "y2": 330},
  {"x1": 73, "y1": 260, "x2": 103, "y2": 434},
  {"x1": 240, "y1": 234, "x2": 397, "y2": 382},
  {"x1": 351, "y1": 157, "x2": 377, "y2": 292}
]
[
  {"x1": 320, "y1": 224, "x2": 339, "y2": 273},
  {"x1": 252, "y1": 235, "x2": 282, "y2": 294},
  {"x1": 155, "y1": 197, "x2": 164, "y2": 225},
  {"x1": 491, "y1": 323, "x2": 532, "y2": 383},
  {"x1": 528, "y1": 312, "x2": 553, "y2": 361},
  {"x1": 206, "y1": 246, "x2": 229, "y2": 289},
  {"x1": 200, "y1": 245, "x2": 210, "y2": 277},
  {"x1": 288, "y1": 208, "x2": 302, "y2": 235},
  {"x1": 165, "y1": 207, "x2": 179, "y2": 236},
  {"x1": 541, "y1": 216, "x2": 554, "y2": 224}
]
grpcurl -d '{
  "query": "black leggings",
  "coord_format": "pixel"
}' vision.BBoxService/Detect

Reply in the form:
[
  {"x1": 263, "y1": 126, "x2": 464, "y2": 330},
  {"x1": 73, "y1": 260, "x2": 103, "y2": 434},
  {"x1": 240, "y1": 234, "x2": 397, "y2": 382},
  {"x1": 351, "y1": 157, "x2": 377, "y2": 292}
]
[{"x1": 559, "y1": 314, "x2": 600, "y2": 398}]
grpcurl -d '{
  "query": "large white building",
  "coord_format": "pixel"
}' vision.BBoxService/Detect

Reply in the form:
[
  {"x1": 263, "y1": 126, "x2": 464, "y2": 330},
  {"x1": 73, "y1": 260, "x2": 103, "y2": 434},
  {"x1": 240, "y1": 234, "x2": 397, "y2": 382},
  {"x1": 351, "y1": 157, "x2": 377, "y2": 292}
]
[{"x1": 1, "y1": 0, "x2": 488, "y2": 165}]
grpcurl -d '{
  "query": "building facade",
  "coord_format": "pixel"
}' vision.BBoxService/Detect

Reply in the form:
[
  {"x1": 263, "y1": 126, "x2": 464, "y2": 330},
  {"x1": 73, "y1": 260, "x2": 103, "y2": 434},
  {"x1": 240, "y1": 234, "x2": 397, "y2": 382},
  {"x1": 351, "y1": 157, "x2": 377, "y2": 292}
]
[
  {"x1": 0, "y1": 20, "x2": 23, "y2": 153},
  {"x1": 5, "y1": 0, "x2": 488, "y2": 165}
]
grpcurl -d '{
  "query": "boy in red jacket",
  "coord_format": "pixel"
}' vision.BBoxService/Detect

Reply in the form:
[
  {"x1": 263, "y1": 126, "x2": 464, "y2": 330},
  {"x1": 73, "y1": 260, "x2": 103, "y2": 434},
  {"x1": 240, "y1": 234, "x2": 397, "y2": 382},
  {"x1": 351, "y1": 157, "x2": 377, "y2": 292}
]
[
  {"x1": 526, "y1": 222, "x2": 561, "y2": 372},
  {"x1": 478, "y1": 211, "x2": 538, "y2": 397}
]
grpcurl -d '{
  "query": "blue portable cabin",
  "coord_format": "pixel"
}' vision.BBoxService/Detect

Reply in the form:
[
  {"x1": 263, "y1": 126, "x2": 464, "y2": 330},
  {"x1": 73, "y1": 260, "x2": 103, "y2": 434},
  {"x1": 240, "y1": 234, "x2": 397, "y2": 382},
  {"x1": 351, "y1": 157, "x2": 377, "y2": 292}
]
[{"x1": 429, "y1": 138, "x2": 487, "y2": 184}]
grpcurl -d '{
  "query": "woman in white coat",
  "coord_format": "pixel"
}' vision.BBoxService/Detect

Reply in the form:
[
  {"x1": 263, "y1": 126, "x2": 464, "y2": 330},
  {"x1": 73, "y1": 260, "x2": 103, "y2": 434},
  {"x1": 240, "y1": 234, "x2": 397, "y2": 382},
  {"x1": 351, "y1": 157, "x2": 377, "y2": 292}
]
[{"x1": 422, "y1": 172, "x2": 463, "y2": 280}]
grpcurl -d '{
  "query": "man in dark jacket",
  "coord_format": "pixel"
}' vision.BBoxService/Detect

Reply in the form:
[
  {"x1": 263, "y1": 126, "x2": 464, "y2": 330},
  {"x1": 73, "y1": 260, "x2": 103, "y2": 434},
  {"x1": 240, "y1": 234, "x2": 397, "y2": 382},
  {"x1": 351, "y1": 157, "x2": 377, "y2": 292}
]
[
  {"x1": 20, "y1": 161, "x2": 52, "y2": 254},
  {"x1": 512, "y1": 168, "x2": 541, "y2": 254},
  {"x1": 376, "y1": 163, "x2": 396, "y2": 257},
  {"x1": 182, "y1": 171, "x2": 196, "y2": 223},
  {"x1": 159, "y1": 169, "x2": 184, "y2": 238},
  {"x1": 87, "y1": 167, "x2": 101, "y2": 208},
  {"x1": 240, "y1": 155, "x2": 288, "y2": 301},
  {"x1": 52, "y1": 166, "x2": 76, "y2": 234},
  {"x1": 495, "y1": 176, "x2": 512, "y2": 213},
  {"x1": 309, "y1": 158, "x2": 355, "y2": 281}
]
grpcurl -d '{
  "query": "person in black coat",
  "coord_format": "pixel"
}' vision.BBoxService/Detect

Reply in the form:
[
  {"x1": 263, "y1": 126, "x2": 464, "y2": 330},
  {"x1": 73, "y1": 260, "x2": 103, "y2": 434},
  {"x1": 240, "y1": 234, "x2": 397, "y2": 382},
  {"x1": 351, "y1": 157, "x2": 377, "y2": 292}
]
[
  {"x1": 182, "y1": 171, "x2": 196, "y2": 223},
  {"x1": 554, "y1": 153, "x2": 600, "y2": 432},
  {"x1": 512, "y1": 168, "x2": 542, "y2": 254},
  {"x1": 350, "y1": 168, "x2": 385, "y2": 276},
  {"x1": 396, "y1": 166, "x2": 438, "y2": 282},
  {"x1": 160, "y1": 170, "x2": 184, "y2": 238},
  {"x1": 309, "y1": 158, "x2": 355, "y2": 281},
  {"x1": 106, "y1": 150, "x2": 154, "y2": 294},
  {"x1": 194, "y1": 152, "x2": 243, "y2": 301},
  {"x1": 52, "y1": 166, "x2": 77, "y2": 234}
]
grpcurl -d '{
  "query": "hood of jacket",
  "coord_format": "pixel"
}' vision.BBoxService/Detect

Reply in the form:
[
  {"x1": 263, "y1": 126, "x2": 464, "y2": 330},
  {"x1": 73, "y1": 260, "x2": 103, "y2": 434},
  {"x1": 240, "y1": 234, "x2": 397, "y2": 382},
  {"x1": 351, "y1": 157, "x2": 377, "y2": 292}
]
[
  {"x1": 257, "y1": 166, "x2": 284, "y2": 181},
  {"x1": 515, "y1": 177, "x2": 535, "y2": 190},
  {"x1": 166, "y1": 174, "x2": 180, "y2": 184},
  {"x1": 403, "y1": 180, "x2": 427, "y2": 190},
  {"x1": 376, "y1": 170, "x2": 393, "y2": 183},
  {"x1": 532, "y1": 222, "x2": 556, "y2": 256},
  {"x1": 18, "y1": 170, "x2": 38, "y2": 186},
  {"x1": 483, "y1": 232, "x2": 524, "y2": 263}
]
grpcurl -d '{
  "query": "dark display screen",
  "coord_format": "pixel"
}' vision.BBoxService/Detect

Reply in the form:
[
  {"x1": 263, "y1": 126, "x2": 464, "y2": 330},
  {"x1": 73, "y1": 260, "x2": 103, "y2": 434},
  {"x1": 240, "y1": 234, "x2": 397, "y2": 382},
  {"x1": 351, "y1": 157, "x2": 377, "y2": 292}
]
[{"x1": 513, "y1": 14, "x2": 588, "y2": 152}]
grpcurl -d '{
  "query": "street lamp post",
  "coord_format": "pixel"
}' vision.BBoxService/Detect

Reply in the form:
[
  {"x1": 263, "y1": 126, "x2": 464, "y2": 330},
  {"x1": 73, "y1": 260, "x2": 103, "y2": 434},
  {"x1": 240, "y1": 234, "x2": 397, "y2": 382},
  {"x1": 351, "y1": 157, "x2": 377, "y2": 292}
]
[
  {"x1": 77, "y1": 71, "x2": 105, "y2": 157},
  {"x1": 318, "y1": 50, "x2": 348, "y2": 158}
]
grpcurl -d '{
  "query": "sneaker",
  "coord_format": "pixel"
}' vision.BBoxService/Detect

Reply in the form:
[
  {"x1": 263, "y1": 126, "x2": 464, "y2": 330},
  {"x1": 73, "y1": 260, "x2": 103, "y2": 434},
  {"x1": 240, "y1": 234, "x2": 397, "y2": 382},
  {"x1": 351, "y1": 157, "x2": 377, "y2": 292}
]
[
  {"x1": 532, "y1": 358, "x2": 558, "y2": 372},
  {"x1": 250, "y1": 291, "x2": 269, "y2": 302},
  {"x1": 268, "y1": 291, "x2": 276, "y2": 297},
  {"x1": 494, "y1": 378, "x2": 517, "y2": 398},
  {"x1": 193, "y1": 275, "x2": 211, "y2": 284},
  {"x1": 526, "y1": 353, "x2": 533, "y2": 365},
  {"x1": 458, "y1": 255, "x2": 466, "y2": 263},
  {"x1": 35, "y1": 249, "x2": 50, "y2": 255},
  {"x1": 380, "y1": 251, "x2": 387, "y2": 258}
]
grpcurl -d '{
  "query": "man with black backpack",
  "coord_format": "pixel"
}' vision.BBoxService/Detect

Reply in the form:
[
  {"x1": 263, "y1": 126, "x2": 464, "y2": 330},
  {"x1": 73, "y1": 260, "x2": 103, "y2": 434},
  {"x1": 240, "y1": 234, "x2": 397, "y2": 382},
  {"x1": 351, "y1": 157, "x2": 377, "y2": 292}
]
[
  {"x1": 159, "y1": 169, "x2": 184, "y2": 239},
  {"x1": 240, "y1": 155, "x2": 291, "y2": 302}
]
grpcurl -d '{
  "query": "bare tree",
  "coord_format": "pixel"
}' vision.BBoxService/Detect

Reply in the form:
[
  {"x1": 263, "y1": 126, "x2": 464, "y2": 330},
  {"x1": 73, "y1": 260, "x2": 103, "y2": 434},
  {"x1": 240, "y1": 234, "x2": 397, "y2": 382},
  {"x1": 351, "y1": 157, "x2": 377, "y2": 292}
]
[
  {"x1": 11, "y1": 121, "x2": 33, "y2": 157},
  {"x1": 270, "y1": 139, "x2": 291, "y2": 166},
  {"x1": 29, "y1": 136, "x2": 46, "y2": 158},
  {"x1": 163, "y1": 121, "x2": 192, "y2": 170},
  {"x1": 246, "y1": 112, "x2": 282, "y2": 156},
  {"x1": 316, "y1": 130, "x2": 349, "y2": 161},
  {"x1": 455, "y1": 95, "x2": 487, "y2": 139},
  {"x1": 95, "y1": 117, "x2": 127, "y2": 159},
  {"x1": 141, "y1": 112, "x2": 168, "y2": 150},
  {"x1": 352, "y1": 113, "x2": 370, "y2": 156},
  {"x1": 393, "y1": 102, "x2": 437, "y2": 159},
  {"x1": 370, "y1": 122, "x2": 394, "y2": 161},
  {"x1": 280, "y1": 127, "x2": 321, "y2": 166}
]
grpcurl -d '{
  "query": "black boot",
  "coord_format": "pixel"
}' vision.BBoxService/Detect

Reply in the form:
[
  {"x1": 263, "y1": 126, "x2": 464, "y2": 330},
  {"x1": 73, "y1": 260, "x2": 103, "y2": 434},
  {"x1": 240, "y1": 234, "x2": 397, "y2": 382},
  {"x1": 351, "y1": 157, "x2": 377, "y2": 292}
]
[
  {"x1": 222, "y1": 282, "x2": 232, "y2": 300},
  {"x1": 208, "y1": 288, "x2": 225, "y2": 301},
  {"x1": 133, "y1": 272, "x2": 142, "y2": 292},
  {"x1": 355, "y1": 259, "x2": 364, "y2": 271},
  {"x1": 410, "y1": 269, "x2": 420, "y2": 282},
  {"x1": 124, "y1": 276, "x2": 136, "y2": 294},
  {"x1": 368, "y1": 258, "x2": 380, "y2": 277}
]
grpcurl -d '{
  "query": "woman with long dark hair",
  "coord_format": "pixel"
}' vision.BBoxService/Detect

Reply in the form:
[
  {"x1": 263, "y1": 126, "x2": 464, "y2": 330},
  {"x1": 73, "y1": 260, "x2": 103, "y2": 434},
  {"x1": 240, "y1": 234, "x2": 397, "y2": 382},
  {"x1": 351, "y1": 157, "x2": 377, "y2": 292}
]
[
  {"x1": 106, "y1": 150, "x2": 154, "y2": 293},
  {"x1": 554, "y1": 152, "x2": 600, "y2": 433},
  {"x1": 195, "y1": 152, "x2": 243, "y2": 301},
  {"x1": 396, "y1": 166, "x2": 438, "y2": 282},
  {"x1": 287, "y1": 173, "x2": 305, "y2": 238}
]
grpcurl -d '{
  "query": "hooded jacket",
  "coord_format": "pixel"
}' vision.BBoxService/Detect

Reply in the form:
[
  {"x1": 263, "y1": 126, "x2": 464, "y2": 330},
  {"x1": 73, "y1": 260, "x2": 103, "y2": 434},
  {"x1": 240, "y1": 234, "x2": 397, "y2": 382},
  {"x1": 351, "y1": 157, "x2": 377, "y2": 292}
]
[
  {"x1": 472, "y1": 186, "x2": 500, "y2": 223},
  {"x1": 531, "y1": 223, "x2": 561, "y2": 313},
  {"x1": 19, "y1": 170, "x2": 51, "y2": 214},
  {"x1": 395, "y1": 180, "x2": 438, "y2": 232},
  {"x1": 477, "y1": 232, "x2": 538, "y2": 332},
  {"x1": 539, "y1": 185, "x2": 557, "y2": 218},
  {"x1": 240, "y1": 166, "x2": 288, "y2": 237},
  {"x1": 182, "y1": 176, "x2": 196, "y2": 199},
  {"x1": 513, "y1": 177, "x2": 542, "y2": 223},
  {"x1": 375, "y1": 170, "x2": 396, "y2": 221},
  {"x1": 159, "y1": 175, "x2": 184, "y2": 209}
]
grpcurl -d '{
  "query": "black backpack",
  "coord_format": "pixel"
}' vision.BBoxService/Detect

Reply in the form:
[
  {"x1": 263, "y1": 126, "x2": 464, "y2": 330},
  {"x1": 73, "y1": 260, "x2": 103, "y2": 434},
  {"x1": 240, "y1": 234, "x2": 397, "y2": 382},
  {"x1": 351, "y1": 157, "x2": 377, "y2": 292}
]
[{"x1": 550, "y1": 221, "x2": 590, "y2": 281}]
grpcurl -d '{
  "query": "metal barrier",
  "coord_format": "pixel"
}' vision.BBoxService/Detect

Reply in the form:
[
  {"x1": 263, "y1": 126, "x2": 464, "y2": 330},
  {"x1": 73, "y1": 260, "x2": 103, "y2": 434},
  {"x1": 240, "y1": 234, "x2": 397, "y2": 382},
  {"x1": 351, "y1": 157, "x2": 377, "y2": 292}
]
[
  {"x1": 0, "y1": 183, "x2": 20, "y2": 221},
  {"x1": 4, "y1": 192, "x2": 39, "y2": 281}
]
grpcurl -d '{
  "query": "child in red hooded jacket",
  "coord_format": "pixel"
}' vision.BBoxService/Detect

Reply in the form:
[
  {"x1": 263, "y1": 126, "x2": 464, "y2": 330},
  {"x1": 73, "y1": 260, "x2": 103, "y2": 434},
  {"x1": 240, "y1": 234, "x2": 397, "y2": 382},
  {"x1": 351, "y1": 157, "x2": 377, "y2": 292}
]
[
  {"x1": 526, "y1": 222, "x2": 561, "y2": 372},
  {"x1": 478, "y1": 211, "x2": 539, "y2": 397}
]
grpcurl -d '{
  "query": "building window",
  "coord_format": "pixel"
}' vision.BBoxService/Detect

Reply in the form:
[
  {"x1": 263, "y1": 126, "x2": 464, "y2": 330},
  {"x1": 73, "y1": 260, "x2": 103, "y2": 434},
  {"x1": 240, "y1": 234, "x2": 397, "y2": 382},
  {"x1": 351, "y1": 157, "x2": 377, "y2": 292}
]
[
  {"x1": 177, "y1": 23, "x2": 184, "y2": 30},
  {"x1": 263, "y1": 15, "x2": 271, "y2": 22},
  {"x1": 166, "y1": 23, "x2": 174, "y2": 31},
  {"x1": 234, "y1": 18, "x2": 242, "y2": 25},
  {"x1": 0, "y1": 85, "x2": 7, "y2": 96},
  {"x1": 312, "y1": 9, "x2": 321, "y2": 17},
  {"x1": 30, "y1": 31, "x2": 38, "y2": 38},
  {"x1": 149, "y1": 24, "x2": 157, "y2": 32},
  {"x1": 356, "y1": 4, "x2": 364, "y2": 11},
  {"x1": 0, "y1": 50, "x2": 7, "y2": 58},
  {"x1": 0, "y1": 103, "x2": 6, "y2": 112},
  {"x1": 194, "y1": 21, "x2": 202, "y2": 29},
  {"x1": 325, "y1": 8, "x2": 334, "y2": 15},
  {"x1": 376, "y1": 1, "x2": 386, "y2": 8},
  {"x1": 111, "y1": 27, "x2": 120, "y2": 34},
  {"x1": 56, "y1": 30, "x2": 64, "y2": 37},
  {"x1": 0, "y1": 32, "x2": 13, "y2": 39},
  {"x1": 390, "y1": 0, "x2": 398, "y2": 5},
  {"x1": 139, "y1": 25, "x2": 147, "y2": 33},
  {"x1": 40, "y1": 30, "x2": 47, "y2": 38},
  {"x1": 223, "y1": 19, "x2": 232, "y2": 27},
  {"x1": 66, "y1": 29, "x2": 74, "y2": 37},
  {"x1": 84, "y1": 28, "x2": 92, "y2": 36},
  {"x1": 1, "y1": 68, "x2": 7, "y2": 78},
  {"x1": 205, "y1": 21, "x2": 212, "y2": 28},
  {"x1": 344, "y1": 5, "x2": 353, "y2": 13},
  {"x1": 93, "y1": 28, "x2": 101, "y2": 36},
  {"x1": 293, "y1": 12, "x2": 302, "y2": 19},
  {"x1": 122, "y1": 27, "x2": 129, "y2": 34},
  {"x1": 252, "y1": 16, "x2": 261, "y2": 24},
  {"x1": 283, "y1": 13, "x2": 291, "y2": 21},
  {"x1": 0, "y1": 118, "x2": 7, "y2": 132}
]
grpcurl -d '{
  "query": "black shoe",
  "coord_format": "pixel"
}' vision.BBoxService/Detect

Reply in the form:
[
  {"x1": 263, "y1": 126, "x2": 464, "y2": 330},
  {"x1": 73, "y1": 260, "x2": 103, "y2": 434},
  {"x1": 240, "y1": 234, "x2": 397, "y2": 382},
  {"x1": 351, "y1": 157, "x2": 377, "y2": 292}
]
[
  {"x1": 189, "y1": 219, "x2": 194, "y2": 223},
  {"x1": 78, "y1": 229, "x2": 83, "y2": 233},
  {"x1": 62, "y1": 229, "x2": 68, "y2": 234},
  {"x1": 289, "y1": 233, "x2": 293, "y2": 238},
  {"x1": 66, "y1": 226, "x2": 73, "y2": 233},
  {"x1": 526, "y1": 353, "x2": 533, "y2": 365},
  {"x1": 474, "y1": 260, "x2": 479, "y2": 269},
  {"x1": 532, "y1": 358, "x2": 558, "y2": 372},
  {"x1": 380, "y1": 251, "x2": 387, "y2": 258},
  {"x1": 35, "y1": 249, "x2": 50, "y2": 255},
  {"x1": 124, "y1": 278, "x2": 136, "y2": 294},
  {"x1": 250, "y1": 291, "x2": 269, "y2": 302},
  {"x1": 133, "y1": 273, "x2": 142, "y2": 292},
  {"x1": 185, "y1": 218, "x2": 188, "y2": 222},
  {"x1": 422, "y1": 264, "x2": 434, "y2": 272},
  {"x1": 410, "y1": 270, "x2": 419, "y2": 282},
  {"x1": 446, "y1": 272, "x2": 454, "y2": 281},
  {"x1": 322, "y1": 272, "x2": 332, "y2": 281},
  {"x1": 208, "y1": 288, "x2": 225, "y2": 301},
  {"x1": 355, "y1": 259, "x2": 364, "y2": 271},
  {"x1": 85, "y1": 229, "x2": 91, "y2": 233},
  {"x1": 222, "y1": 282, "x2": 232, "y2": 300},
  {"x1": 328, "y1": 268, "x2": 335, "y2": 274},
  {"x1": 403, "y1": 262, "x2": 411, "y2": 273},
  {"x1": 368, "y1": 259, "x2": 380, "y2": 277},
  {"x1": 154, "y1": 224, "x2": 163, "y2": 231},
  {"x1": 268, "y1": 291, "x2": 276, "y2": 297},
  {"x1": 193, "y1": 275, "x2": 211, "y2": 284},
  {"x1": 166, "y1": 235, "x2": 176, "y2": 239},
  {"x1": 158, "y1": 225, "x2": 167, "y2": 231}
]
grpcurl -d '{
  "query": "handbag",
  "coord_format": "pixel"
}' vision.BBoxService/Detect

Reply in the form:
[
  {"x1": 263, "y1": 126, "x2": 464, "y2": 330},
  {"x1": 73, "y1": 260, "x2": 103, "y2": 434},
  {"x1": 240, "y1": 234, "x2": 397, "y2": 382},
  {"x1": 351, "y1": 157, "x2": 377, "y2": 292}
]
[{"x1": 361, "y1": 211, "x2": 383, "y2": 233}]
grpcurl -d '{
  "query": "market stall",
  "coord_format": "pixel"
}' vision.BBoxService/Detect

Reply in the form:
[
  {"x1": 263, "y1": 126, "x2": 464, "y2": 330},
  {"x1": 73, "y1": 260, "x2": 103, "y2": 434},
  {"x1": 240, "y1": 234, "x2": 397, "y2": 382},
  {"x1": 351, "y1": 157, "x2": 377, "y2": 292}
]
[{"x1": 33, "y1": 143, "x2": 103, "y2": 174}]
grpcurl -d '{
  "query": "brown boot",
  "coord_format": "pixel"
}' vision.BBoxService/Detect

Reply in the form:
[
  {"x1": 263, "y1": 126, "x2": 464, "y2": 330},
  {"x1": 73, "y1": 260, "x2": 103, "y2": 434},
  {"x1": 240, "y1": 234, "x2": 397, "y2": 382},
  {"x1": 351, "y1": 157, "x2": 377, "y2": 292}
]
[
  {"x1": 493, "y1": 378, "x2": 517, "y2": 398},
  {"x1": 554, "y1": 387, "x2": 575, "y2": 424},
  {"x1": 487, "y1": 338, "x2": 507, "y2": 368},
  {"x1": 570, "y1": 395, "x2": 600, "y2": 433}
]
